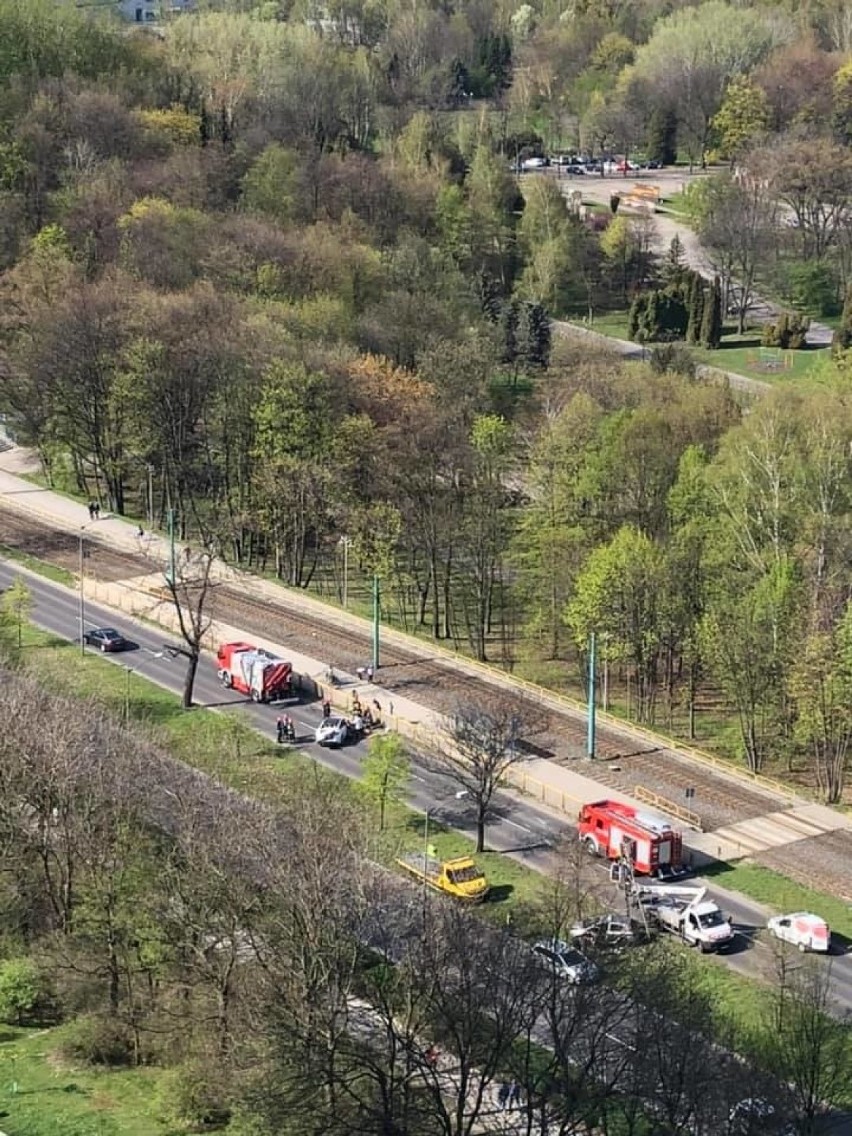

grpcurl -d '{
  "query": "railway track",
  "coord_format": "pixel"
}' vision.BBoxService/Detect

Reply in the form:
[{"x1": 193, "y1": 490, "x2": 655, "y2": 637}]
[{"x1": 0, "y1": 505, "x2": 799, "y2": 833}]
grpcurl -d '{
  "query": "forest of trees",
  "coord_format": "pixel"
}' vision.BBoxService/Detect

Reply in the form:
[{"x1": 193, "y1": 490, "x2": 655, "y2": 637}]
[{"x1": 1, "y1": 0, "x2": 852, "y2": 802}]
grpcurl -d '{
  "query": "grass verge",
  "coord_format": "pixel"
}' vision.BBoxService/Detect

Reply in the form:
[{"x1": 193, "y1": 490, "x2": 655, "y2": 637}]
[
  {"x1": 704, "y1": 862, "x2": 852, "y2": 940},
  {"x1": 0, "y1": 544, "x2": 74, "y2": 586}
]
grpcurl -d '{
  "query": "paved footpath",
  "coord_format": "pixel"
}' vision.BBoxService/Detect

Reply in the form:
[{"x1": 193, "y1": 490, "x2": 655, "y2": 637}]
[{"x1": 2, "y1": 440, "x2": 851, "y2": 881}]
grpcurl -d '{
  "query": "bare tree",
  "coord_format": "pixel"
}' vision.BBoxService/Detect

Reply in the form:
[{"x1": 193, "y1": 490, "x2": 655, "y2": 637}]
[
  {"x1": 162, "y1": 544, "x2": 217, "y2": 708},
  {"x1": 764, "y1": 946, "x2": 851, "y2": 1135},
  {"x1": 438, "y1": 701, "x2": 539, "y2": 853}
]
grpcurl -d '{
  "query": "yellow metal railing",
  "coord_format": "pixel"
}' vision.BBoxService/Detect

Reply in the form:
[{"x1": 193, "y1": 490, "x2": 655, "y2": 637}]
[{"x1": 634, "y1": 785, "x2": 702, "y2": 830}]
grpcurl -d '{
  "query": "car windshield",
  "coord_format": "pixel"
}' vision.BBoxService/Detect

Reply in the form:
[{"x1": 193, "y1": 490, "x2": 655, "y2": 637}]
[
  {"x1": 557, "y1": 949, "x2": 587, "y2": 968},
  {"x1": 698, "y1": 910, "x2": 726, "y2": 929},
  {"x1": 321, "y1": 718, "x2": 343, "y2": 728},
  {"x1": 100, "y1": 629, "x2": 121, "y2": 639},
  {"x1": 447, "y1": 865, "x2": 482, "y2": 884}
]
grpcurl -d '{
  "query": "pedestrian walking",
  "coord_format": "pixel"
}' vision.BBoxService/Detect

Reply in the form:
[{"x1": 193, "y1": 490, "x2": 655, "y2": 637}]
[
  {"x1": 497, "y1": 1082, "x2": 510, "y2": 1111},
  {"x1": 276, "y1": 716, "x2": 285, "y2": 744},
  {"x1": 424, "y1": 1045, "x2": 440, "y2": 1070},
  {"x1": 356, "y1": 666, "x2": 366, "y2": 682},
  {"x1": 136, "y1": 525, "x2": 144, "y2": 539},
  {"x1": 366, "y1": 665, "x2": 374, "y2": 683},
  {"x1": 388, "y1": 700, "x2": 394, "y2": 718},
  {"x1": 322, "y1": 698, "x2": 331, "y2": 718},
  {"x1": 508, "y1": 1081, "x2": 521, "y2": 1109},
  {"x1": 93, "y1": 502, "x2": 100, "y2": 519},
  {"x1": 88, "y1": 501, "x2": 95, "y2": 520}
]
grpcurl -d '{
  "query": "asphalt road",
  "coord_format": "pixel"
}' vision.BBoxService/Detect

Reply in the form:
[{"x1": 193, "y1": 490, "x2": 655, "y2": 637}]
[{"x1": 3, "y1": 559, "x2": 852, "y2": 1018}]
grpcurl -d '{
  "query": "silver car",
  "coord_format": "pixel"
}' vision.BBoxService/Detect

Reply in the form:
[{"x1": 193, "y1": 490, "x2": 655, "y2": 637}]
[{"x1": 532, "y1": 939, "x2": 599, "y2": 984}]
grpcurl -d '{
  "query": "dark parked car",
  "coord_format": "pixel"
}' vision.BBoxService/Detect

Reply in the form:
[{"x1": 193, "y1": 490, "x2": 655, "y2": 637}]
[{"x1": 83, "y1": 627, "x2": 129, "y2": 652}]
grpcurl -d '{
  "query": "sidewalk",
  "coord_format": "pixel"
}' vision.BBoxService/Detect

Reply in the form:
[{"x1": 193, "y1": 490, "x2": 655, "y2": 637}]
[{"x1": 3, "y1": 445, "x2": 852, "y2": 881}]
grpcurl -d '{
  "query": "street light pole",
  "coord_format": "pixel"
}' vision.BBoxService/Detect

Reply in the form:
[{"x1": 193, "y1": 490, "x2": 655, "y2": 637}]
[
  {"x1": 124, "y1": 667, "x2": 133, "y2": 724},
  {"x1": 146, "y1": 464, "x2": 154, "y2": 529},
  {"x1": 340, "y1": 537, "x2": 350, "y2": 609},
  {"x1": 78, "y1": 526, "x2": 86, "y2": 656},
  {"x1": 587, "y1": 631, "x2": 597, "y2": 760},
  {"x1": 372, "y1": 574, "x2": 380, "y2": 671}
]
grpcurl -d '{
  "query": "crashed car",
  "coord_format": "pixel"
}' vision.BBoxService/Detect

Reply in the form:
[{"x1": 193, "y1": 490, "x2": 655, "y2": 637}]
[{"x1": 314, "y1": 716, "x2": 352, "y2": 748}]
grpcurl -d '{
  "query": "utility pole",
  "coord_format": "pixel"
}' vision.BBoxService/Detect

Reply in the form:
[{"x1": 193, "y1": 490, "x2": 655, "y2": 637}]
[
  {"x1": 587, "y1": 630, "x2": 596, "y2": 760},
  {"x1": 372, "y1": 574, "x2": 380, "y2": 672}
]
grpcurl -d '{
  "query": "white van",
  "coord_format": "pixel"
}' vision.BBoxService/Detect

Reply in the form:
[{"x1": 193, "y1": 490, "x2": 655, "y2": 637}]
[{"x1": 766, "y1": 912, "x2": 830, "y2": 953}]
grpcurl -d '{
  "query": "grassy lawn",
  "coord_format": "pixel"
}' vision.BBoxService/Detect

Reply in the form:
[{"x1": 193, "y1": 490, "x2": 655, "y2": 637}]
[
  {"x1": 693, "y1": 333, "x2": 829, "y2": 383},
  {"x1": 576, "y1": 310, "x2": 633, "y2": 340},
  {"x1": 0, "y1": 1025, "x2": 167, "y2": 1136}
]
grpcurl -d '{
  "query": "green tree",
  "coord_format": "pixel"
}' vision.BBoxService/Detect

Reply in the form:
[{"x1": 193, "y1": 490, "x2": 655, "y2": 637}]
[
  {"x1": 712, "y1": 76, "x2": 769, "y2": 160},
  {"x1": 788, "y1": 604, "x2": 852, "y2": 803},
  {"x1": 631, "y1": 1, "x2": 781, "y2": 168},
  {"x1": 565, "y1": 525, "x2": 668, "y2": 723},
  {"x1": 241, "y1": 144, "x2": 302, "y2": 226},
  {"x1": 700, "y1": 559, "x2": 801, "y2": 773},
  {"x1": 0, "y1": 958, "x2": 43, "y2": 1025},
  {"x1": 700, "y1": 275, "x2": 722, "y2": 348},
  {"x1": 1, "y1": 576, "x2": 31, "y2": 650},
  {"x1": 685, "y1": 274, "x2": 705, "y2": 345},
  {"x1": 511, "y1": 392, "x2": 603, "y2": 659},
  {"x1": 251, "y1": 360, "x2": 336, "y2": 587},
  {"x1": 357, "y1": 733, "x2": 410, "y2": 831},
  {"x1": 831, "y1": 58, "x2": 852, "y2": 145}
]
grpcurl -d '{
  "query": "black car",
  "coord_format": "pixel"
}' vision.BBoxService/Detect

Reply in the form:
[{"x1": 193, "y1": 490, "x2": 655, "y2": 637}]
[{"x1": 83, "y1": 627, "x2": 129, "y2": 652}]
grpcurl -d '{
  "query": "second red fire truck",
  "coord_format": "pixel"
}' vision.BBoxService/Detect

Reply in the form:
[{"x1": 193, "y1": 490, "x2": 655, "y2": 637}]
[{"x1": 578, "y1": 799, "x2": 685, "y2": 877}]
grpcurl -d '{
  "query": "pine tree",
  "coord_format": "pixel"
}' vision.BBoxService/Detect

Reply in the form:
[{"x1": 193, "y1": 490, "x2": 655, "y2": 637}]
[
  {"x1": 522, "y1": 302, "x2": 551, "y2": 368},
  {"x1": 700, "y1": 276, "x2": 723, "y2": 349},
  {"x1": 501, "y1": 301, "x2": 519, "y2": 364},
  {"x1": 628, "y1": 294, "x2": 646, "y2": 340},
  {"x1": 686, "y1": 274, "x2": 705, "y2": 345}
]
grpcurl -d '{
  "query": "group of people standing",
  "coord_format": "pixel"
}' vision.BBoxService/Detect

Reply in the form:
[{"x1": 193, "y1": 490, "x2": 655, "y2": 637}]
[
  {"x1": 86, "y1": 501, "x2": 101, "y2": 520},
  {"x1": 276, "y1": 714, "x2": 296, "y2": 743}
]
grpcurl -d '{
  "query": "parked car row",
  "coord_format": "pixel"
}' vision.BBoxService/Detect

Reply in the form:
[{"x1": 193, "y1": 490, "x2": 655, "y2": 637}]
[{"x1": 519, "y1": 154, "x2": 663, "y2": 174}]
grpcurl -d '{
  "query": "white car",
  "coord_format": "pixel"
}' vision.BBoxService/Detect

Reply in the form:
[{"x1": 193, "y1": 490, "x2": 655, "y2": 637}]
[
  {"x1": 766, "y1": 912, "x2": 830, "y2": 953},
  {"x1": 570, "y1": 914, "x2": 637, "y2": 948},
  {"x1": 314, "y1": 716, "x2": 351, "y2": 747},
  {"x1": 532, "y1": 939, "x2": 599, "y2": 984},
  {"x1": 521, "y1": 156, "x2": 547, "y2": 170}
]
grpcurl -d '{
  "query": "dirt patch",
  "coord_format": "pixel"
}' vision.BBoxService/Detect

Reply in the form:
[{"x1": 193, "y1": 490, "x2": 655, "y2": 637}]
[{"x1": 0, "y1": 507, "x2": 147, "y2": 583}]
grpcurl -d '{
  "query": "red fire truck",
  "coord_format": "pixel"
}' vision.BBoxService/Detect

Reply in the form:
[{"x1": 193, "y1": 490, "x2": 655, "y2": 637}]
[
  {"x1": 578, "y1": 800, "x2": 684, "y2": 877},
  {"x1": 216, "y1": 642, "x2": 293, "y2": 703}
]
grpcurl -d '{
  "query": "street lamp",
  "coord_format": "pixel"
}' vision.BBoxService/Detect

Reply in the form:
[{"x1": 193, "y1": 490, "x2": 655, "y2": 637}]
[
  {"x1": 372, "y1": 574, "x2": 380, "y2": 672},
  {"x1": 124, "y1": 667, "x2": 134, "y2": 724},
  {"x1": 78, "y1": 525, "x2": 89, "y2": 657}
]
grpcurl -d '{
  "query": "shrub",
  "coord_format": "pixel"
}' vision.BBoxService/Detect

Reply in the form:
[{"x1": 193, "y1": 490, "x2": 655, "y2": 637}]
[
  {"x1": 54, "y1": 1015, "x2": 135, "y2": 1067},
  {"x1": 0, "y1": 958, "x2": 45, "y2": 1025},
  {"x1": 158, "y1": 1060, "x2": 233, "y2": 1132},
  {"x1": 761, "y1": 311, "x2": 809, "y2": 349},
  {"x1": 650, "y1": 342, "x2": 697, "y2": 378}
]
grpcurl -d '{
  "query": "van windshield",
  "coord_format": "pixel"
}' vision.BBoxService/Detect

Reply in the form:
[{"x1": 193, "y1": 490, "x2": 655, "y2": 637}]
[{"x1": 698, "y1": 910, "x2": 726, "y2": 929}]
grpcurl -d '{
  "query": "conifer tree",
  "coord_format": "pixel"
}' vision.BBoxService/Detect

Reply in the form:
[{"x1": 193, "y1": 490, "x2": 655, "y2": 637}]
[{"x1": 700, "y1": 276, "x2": 722, "y2": 348}]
